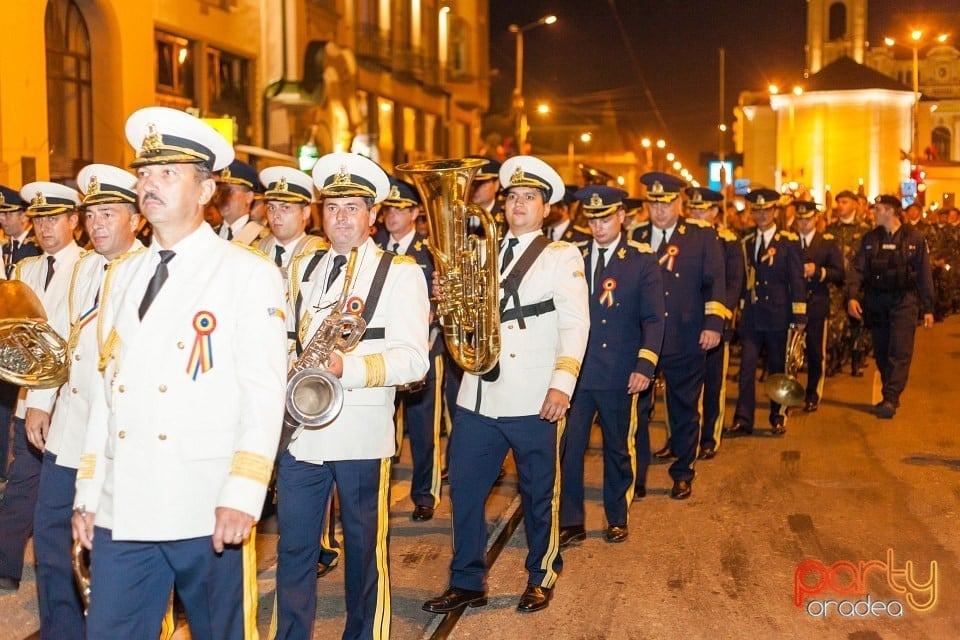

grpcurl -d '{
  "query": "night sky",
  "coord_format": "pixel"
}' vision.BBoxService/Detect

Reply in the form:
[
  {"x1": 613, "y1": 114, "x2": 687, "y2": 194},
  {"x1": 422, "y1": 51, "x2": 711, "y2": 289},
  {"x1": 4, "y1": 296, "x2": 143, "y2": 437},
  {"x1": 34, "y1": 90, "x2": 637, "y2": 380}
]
[{"x1": 488, "y1": 0, "x2": 959, "y2": 182}]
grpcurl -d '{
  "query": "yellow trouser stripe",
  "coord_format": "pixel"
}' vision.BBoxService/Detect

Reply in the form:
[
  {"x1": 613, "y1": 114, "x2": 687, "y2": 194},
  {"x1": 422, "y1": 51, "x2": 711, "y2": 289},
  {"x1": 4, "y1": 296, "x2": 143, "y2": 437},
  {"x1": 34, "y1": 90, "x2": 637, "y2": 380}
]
[
  {"x1": 394, "y1": 398, "x2": 405, "y2": 454},
  {"x1": 539, "y1": 418, "x2": 565, "y2": 589},
  {"x1": 624, "y1": 393, "x2": 640, "y2": 517},
  {"x1": 373, "y1": 459, "x2": 392, "y2": 639},
  {"x1": 158, "y1": 593, "x2": 175, "y2": 640},
  {"x1": 243, "y1": 526, "x2": 259, "y2": 640},
  {"x1": 429, "y1": 354, "x2": 444, "y2": 506},
  {"x1": 712, "y1": 343, "x2": 730, "y2": 451},
  {"x1": 815, "y1": 318, "x2": 828, "y2": 400}
]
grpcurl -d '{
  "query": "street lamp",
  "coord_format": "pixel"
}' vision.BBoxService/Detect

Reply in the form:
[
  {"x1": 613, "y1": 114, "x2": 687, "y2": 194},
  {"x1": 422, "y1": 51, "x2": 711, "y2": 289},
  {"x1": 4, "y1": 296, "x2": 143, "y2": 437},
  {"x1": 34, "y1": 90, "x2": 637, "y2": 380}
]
[
  {"x1": 884, "y1": 31, "x2": 948, "y2": 164},
  {"x1": 509, "y1": 14, "x2": 558, "y2": 151},
  {"x1": 568, "y1": 131, "x2": 592, "y2": 179}
]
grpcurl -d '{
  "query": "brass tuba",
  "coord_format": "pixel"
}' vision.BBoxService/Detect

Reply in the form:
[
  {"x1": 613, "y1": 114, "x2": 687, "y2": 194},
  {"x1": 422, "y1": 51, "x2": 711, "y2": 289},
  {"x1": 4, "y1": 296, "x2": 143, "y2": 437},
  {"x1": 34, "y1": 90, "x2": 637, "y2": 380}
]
[
  {"x1": 396, "y1": 158, "x2": 501, "y2": 374},
  {"x1": 0, "y1": 280, "x2": 69, "y2": 388},
  {"x1": 284, "y1": 247, "x2": 366, "y2": 435},
  {"x1": 765, "y1": 324, "x2": 807, "y2": 407}
]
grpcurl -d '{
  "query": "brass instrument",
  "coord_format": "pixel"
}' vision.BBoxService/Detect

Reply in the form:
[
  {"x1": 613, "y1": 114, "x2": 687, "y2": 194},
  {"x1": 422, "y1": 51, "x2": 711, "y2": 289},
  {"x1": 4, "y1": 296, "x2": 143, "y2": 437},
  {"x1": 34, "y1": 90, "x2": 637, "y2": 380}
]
[
  {"x1": 0, "y1": 280, "x2": 69, "y2": 389},
  {"x1": 72, "y1": 541, "x2": 91, "y2": 615},
  {"x1": 396, "y1": 158, "x2": 501, "y2": 374},
  {"x1": 284, "y1": 247, "x2": 365, "y2": 433},
  {"x1": 765, "y1": 324, "x2": 807, "y2": 407}
]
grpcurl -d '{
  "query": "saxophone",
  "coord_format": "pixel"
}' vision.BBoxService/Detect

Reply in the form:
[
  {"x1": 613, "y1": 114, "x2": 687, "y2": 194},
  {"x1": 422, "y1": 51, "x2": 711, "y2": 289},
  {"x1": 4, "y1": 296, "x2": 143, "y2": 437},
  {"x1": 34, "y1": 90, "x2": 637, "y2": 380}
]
[{"x1": 283, "y1": 247, "x2": 366, "y2": 436}]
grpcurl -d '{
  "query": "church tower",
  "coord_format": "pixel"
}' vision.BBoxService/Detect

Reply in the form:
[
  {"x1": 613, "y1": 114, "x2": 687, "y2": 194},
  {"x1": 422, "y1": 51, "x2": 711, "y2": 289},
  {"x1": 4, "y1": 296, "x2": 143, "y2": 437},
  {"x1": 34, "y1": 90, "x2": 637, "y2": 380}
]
[{"x1": 806, "y1": 0, "x2": 868, "y2": 75}]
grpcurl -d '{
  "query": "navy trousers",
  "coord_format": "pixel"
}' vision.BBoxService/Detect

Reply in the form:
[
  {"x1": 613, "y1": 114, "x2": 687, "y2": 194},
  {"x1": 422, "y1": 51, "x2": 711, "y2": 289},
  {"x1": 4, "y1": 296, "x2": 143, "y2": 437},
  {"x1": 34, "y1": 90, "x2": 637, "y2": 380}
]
[
  {"x1": 867, "y1": 292, "x2": 920, "y2": 405},
  {"x1": 86, "y1": 527, "x2": 244, "y2": 640},
  {"x1": 34, "y1": 451, "x2": 84, "y2": 639},
  {"x1": 447, "y1": 409, "x2": 562, "y2": 592},
  {"x1": 0, "y1": 381, "x2": 16, "y2": 478},
  {"x1": 700, "y1": 341, "x2": 731, "y2": 451},
  {"x1": 561, "y1": 389, "x2": 638, "y2": 529},
  {"x1": 804, "y1": 316, "x2": 829, "y2": 402},
  {"x1": 734, "y1": 328, "x2": 788, "y2": 428},
  {"x1": 398, "y1": 352, "x2": 442, "y2": 509},
  {"x1": 0, "y1": 417, "x2": 42, "y2": 581},
  {"x1": 276, "y1": 453, "x2": 391, "y2": 640}
]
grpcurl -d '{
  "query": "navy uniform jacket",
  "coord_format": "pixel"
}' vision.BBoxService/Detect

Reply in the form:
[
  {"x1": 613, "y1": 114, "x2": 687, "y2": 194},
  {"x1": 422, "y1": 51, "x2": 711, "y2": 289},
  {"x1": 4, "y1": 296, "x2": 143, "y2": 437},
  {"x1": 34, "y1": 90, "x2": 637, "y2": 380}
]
[
  {"x1": 631, "y1": 219, "x2": 726, "y2": 355},
  {"x1": 577, "y1": 238, "x2": 664, "y2": 389},
  {"x1": 741, "y1": 228, "x2": 807, "y2": 331},
  {"x1": 801, "y1": 232, "x2": 844, "y2": 320},
  {"x1": 717, "y1": 227, "x2": 745, "y2": 323},
  {"x1": 545, "y1": 222, "x2": 591, "y2": 245},
  {"x1": 373, "y1": 229, "x2": 435, "y2": 288},
  {"x1": 3, "y1": 229, "x2": 41, "y2": 277}
]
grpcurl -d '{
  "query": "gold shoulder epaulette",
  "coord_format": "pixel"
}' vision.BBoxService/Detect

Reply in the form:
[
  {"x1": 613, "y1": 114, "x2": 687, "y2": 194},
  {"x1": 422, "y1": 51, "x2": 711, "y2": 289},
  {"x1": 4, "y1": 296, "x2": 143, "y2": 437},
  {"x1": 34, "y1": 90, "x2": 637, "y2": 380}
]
[
  {"x1": 779, "y1": 230, "x2": 799, "y2": 241},
  {"x1": 822, "y1": 233, "x2": 835, "y2": 240},
  {"x1": 547, "y1": 240, "x2": 569, "y2": 250},
  {"x1": 572, "y1": 240, "x2": 590, "y2": 249},
  {"x1": 627, "y1": 239, "x2": 654, "y2": 253},
  {"x1": 718, "y1": 228, "x2": 738, "y2": 242},
  {"x1": 572, "y1": 224, "x2": 592, "y2": 235},
  {"x1": 685, "y1": 217, "x2": 710, "y2": 228},
  {"x1": 232, "y1": 242, "x2": 271, "y2": 262},
  {"x1": 392, "y1": 253, "x2": 417, "y2": 265}
]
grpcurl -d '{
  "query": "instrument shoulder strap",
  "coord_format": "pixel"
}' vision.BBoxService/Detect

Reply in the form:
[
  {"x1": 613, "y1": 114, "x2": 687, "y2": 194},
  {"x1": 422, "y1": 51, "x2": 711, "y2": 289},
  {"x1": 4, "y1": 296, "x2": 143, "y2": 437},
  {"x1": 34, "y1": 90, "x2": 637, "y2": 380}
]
[
  {"x1": 292, "y1": 249, "x2": 328, "y2": 356},
  {"x1": 499, "y1": 234, "x2": 551, "y2": 328},
  {"x1": 359, "y1": 250, "x2": 395, "y2": 338}
]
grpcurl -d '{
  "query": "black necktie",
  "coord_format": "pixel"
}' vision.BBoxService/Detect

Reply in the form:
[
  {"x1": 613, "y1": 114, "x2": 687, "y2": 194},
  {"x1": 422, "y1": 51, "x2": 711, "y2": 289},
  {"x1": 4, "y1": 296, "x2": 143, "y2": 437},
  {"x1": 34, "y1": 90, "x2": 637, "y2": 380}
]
[
  {"x1": 500, "y1": 238, "x2": 519, "y2": 274},
  {"x1": 326, "y1": 254, "x2": 347, "y2": 292},
  {"x1": 274, "y1": 245, "x2": 285, "y2": 267},
  {"x1": 757, "y1": 234, "x2": 767, "y2": 261},
  {"x1": 44, "y1": 255, "x2": 56, "y2": 291},
  {"x1": 391, "y1": 242, "x2": 400, "y2": 254},
  {"x1": 801, "y1": 235, "x2": 808, "y2": 250},
  {"x1": 593, "y1": 247, "x2": 607, "y2": 294},
  {"x1": 226, "y1": 226, "x2": 234, "y2": 241},
  {"x1": 138, "y1": 250, "x2": 175, "y2": 320},
  {"x1": 656, "y1": 231, "x2": 667, "y2": 257}
]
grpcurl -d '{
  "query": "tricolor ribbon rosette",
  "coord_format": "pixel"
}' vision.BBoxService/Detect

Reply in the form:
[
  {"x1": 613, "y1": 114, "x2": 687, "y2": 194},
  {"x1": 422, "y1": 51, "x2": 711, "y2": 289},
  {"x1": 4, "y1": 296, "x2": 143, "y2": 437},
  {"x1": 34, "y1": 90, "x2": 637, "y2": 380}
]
[
  {"x1": 599, "y1": 277, "x2": 617, "y2": 307},
  {"x1": 762, "y1": 246, "x2": 777, "y2": 266},
  {"x1": 659, "y1": 245, "x2": 680, "y2": 271},
  {"x1": 187, "y1": 310, "x2": 217, "y2": 380}
]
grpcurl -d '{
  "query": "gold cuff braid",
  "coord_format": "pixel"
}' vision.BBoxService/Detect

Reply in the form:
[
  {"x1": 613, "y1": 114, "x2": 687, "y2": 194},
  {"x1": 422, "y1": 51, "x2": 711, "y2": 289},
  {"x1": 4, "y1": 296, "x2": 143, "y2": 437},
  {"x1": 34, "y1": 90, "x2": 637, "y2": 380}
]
[
  {"x1": 229, "y1": 451, "x2": 273, "y2": 486},
  {"x1": 363, "y1": 353, "x2": 387, "y2": 387}
]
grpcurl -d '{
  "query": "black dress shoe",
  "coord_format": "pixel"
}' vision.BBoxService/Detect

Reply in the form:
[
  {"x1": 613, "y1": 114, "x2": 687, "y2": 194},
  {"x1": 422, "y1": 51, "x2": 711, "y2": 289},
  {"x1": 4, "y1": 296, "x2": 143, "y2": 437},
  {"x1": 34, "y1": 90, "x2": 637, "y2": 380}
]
[
  {"x1": 604, "y1": 525, "x2": 628, "y2": 543},
  {"x1": 0, "y1": 576, "x2": 19, "y2": 592},
  {"x1": 316, "y1": 560, "x2": 339, "y2": 578},
  {"x1": 771, "y1": 420, "x2": 787, "y2": 436},
  {"x1": 724, "y1": 422, "x2": 752, "y2": 437},
  {"x1": 412, "y1": 505, "x2": 435, "y2": 521},
  {"x1": 558, "y1": 525, "x2": 586, "y2": 548},
  {"x1": 653, "y1": 445, "x2": 676, "y2": 459},
  {"x1": 422, "y1": 586, "x2": 488, "y2": 613},
  {"x1": 804, "y1": 399, "x2": 819, "y2": 412},
  {"x1": 875, "y1": 401, "x2": 896, "y2": 419},
  {"x1": 670, "y1": 480, "x2": 692, "y2": 500},
  {"x1": 633, "y1": 485, "x2": 646, "y2": 500},
  {"x1": 516, "y1": 584, "x2": 553, "y2": 612},
  {"x1": 698, "y1": 447, "x2": 716, "y2": 460}
]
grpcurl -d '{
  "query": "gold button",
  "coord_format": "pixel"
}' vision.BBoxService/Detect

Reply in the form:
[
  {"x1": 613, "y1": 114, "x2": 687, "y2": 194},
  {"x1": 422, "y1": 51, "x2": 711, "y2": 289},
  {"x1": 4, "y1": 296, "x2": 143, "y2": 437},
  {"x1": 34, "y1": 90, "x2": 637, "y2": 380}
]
[
  {"x1": 177, "y1": 341, "x2": 185, "y2": 349},
  {"x1": 158, "y1": 434, "x2": 167, "y2": 441},
  {"x1": 118, "y1": 431, "x2": 126, "y2": 439},
  {"x1": 665, "y1": 311, "x2": 670, "y2": 317},
  {"x1": 159, "y1": 384, "x2": 167, "y2": 393},
  {"x1": 118, "y1": 385, "x2": 126, "y2": 393},
  {"x1": 675, "y1": 273, "x2": 680, "y2": 278},
  {"x1": 71, "y1": 387, "x2": 78, "y2": 394},
  {"x1": 506, "y1": 324, "x2": 514, "y2": 330},
  {"x1": 509, "y1": 353, "x2": 516, "y2": 358},
  {"x1": 601, "y1": 319, "x2": 607, "y2": 325},
  {"x1": 665, "y1": 291, "x2": 670, "y2": 296},
  {"x1": 602, "y1": 343, "x2": 607, "y2": 348},
  {"x1": 74, "y1": 354, "x2": 81, "y2": 361}
]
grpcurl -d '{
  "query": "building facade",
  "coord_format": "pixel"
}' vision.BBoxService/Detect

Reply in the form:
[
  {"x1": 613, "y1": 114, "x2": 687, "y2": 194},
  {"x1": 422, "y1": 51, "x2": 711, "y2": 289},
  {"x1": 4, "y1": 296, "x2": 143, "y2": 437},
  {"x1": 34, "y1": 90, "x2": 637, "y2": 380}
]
[{"x1": 0, "y1": 0, "x2": 489, "y2": 187}]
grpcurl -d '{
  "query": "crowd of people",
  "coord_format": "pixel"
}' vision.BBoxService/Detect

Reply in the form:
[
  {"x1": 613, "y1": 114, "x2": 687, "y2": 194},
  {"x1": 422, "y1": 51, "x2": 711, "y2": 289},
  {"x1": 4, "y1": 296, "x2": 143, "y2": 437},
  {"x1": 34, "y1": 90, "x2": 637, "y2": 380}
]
[{"x1": 0, "y1": 105, "x2": 946, "y2": 639}]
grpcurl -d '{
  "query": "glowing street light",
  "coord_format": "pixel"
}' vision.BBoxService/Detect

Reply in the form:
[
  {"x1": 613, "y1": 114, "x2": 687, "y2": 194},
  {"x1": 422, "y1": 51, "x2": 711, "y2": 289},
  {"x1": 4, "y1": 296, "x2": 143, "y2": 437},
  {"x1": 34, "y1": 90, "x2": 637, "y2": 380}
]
[{"x1": 509, "y1": 14, "x2": 558, "y2": 150}]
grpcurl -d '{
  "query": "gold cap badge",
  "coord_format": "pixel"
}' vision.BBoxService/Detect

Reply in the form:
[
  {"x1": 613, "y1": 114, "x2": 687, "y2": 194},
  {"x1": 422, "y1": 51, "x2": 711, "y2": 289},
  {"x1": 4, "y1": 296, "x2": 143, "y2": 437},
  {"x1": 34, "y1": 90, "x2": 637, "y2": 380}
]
[
  {"x1": 650, "y1": 181, "x2": 664, "y2": 195},
  {"x1": 691, "y1": 190, "x2": 702, "y2": 203},
  {"x1": 388, "y1": 185, "x2": 400, "y2": 201},
  {"x1": 333, "y1": 165, "x2": 351, "y2": 186},
  {"x1": 31, "y1": 192, "x2": 47, "y2": 207},
  {"x1": 87, "y1": 175, "x2": 100, "y2": 196},
  {"x1": 756, "y1": 195, "x2": 766, "y2": 206},
  {"x1": 276, "y1": 177, "x2": 289, "y2": 193},
  {"x1": 140, "y1": 123, "x2": 163, "y2": 154},
  {"x1": 589, "y1": 192, "x2": 603, "y2": 207},
  {"x1": 510, "y1": 166, "x2": 525, "y2": 185}
]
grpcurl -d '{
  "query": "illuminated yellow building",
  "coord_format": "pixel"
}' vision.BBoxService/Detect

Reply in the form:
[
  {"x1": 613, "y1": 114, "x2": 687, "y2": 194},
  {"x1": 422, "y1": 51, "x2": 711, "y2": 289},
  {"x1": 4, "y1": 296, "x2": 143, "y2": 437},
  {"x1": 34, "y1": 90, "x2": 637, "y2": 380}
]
[{"x1": 0, "y1": 0, "x2": 489, "y2": 187}]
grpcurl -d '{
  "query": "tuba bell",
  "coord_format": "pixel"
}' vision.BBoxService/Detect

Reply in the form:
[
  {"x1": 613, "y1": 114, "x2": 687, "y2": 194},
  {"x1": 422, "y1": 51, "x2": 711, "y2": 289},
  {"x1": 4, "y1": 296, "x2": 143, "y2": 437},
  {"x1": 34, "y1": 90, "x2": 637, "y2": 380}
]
[
  {"x1": 396, "y1": 158, "x2": 501, "y2": 374},
  {"x1": 283, "y1": 247, "x2": 366, "y2": 437},
  {"x1": 764, "y1": 323, "x2": 806, "y2": 407},
  {"x1": 0, "y1": 279, "x2": 69, "y2": 389}
]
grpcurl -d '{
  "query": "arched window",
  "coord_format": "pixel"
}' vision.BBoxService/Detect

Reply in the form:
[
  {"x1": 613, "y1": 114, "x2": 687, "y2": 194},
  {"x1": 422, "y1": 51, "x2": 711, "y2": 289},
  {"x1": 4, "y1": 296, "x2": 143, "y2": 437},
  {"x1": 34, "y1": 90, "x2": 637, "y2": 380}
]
[
  {"x1": 45, "y1": 0, "x2": 92, "y2": 182},
  {"x1": 932, "y1": 126, "x2": 951, "y2": 162},
  {"x1": 828, "y1": 2, "x2": 847, "y2": 41}
]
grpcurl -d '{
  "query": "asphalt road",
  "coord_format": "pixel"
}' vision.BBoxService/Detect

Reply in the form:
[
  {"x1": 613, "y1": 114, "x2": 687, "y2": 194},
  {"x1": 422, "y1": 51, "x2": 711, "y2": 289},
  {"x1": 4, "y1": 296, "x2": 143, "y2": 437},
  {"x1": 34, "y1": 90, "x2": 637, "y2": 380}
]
[{"x1": 2, "y1": 315, "x2": 958, "y2": 639}]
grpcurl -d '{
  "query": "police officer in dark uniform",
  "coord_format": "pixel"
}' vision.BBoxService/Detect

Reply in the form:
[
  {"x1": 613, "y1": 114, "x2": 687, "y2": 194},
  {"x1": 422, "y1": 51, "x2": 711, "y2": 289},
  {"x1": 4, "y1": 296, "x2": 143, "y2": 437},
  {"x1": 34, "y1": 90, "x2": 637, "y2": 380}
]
[
  {"x1": 0, "y1": 186, "x2": 41, "y2": 488},
  {"x1": 825, "y1": 190, "x2": 871, "y2": 377},
  {"x1": 685, "y1": 187, "x2": 743, "y2": 460},
  {"x1": 795, "y1": 200, "x2": 844, "y2": 412},
  {"x1": 373, "y1": 177, "x2": 444, "y2": 521},
  {"x1": 631, "y1": 173, "x2": 725, "y2": 499},
  {"x1": 559, "y1": 185, "x2": 663, "y2": 547},
  {"x1": 727, "y1": 189, "x2": 806, "y2": 436},
  {"x1": 846, "y1": 195, "x2": 935, "y2": 419}
]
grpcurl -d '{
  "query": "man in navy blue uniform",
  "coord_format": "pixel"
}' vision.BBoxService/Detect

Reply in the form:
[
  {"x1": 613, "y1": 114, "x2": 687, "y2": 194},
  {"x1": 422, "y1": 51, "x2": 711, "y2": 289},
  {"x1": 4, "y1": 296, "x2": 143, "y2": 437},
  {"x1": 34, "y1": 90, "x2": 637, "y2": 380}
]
[
  {"x1": 544, "y1": 186, "x2": 591, "y2": 244},
  {"x1": 630, "y1": 173, "x2": 725, "y2": 499},
  {"x1": 685, "y1": 187, "x2": 743, "y2": 460},
  {"x1": 846, "y1": 195, "x2": 935, "y2": 419},
  {"x1": 794, "y1": 200, "x2": 844, "y2": 412},
  {"x1": 559, "y1": 185, "x2": 663, "y2": 547},
  {"x1": 1, "y1": 186, "x2": 41, "y2": 489},
  {"x1": 727, "y1": 189, "x2": 806, "y2": 437},
  {"x1": 374, "y1": 177, "x2": 444, "y2": 521}
]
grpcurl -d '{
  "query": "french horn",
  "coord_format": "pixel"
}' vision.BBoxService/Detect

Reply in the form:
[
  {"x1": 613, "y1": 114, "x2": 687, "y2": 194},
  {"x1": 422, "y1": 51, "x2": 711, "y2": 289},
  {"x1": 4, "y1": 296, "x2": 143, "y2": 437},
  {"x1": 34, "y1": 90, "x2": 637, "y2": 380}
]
[
  {"x1": 765, "y1": 324, "x2": 807, "y2": 407},
  {"x1": 0, "y1": 280, "x2": 69, "y2": 388}
]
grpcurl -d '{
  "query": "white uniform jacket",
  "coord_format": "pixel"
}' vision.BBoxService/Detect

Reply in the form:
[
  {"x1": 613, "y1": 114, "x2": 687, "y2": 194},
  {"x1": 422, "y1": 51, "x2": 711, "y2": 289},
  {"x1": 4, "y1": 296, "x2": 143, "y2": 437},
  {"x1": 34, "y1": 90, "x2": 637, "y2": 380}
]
[
  {"x1": 28, "y1": 243, "x2": 142, "y2": 468},
  {"x1": 457, "y1": 231, "x2": 590, "y2": 418},
  {"x1": 74, "y1": 224, "x2": 287, "y2": 541},
  {"x1": 287, "y1": 237, "x2": 430, "y2": 462},
  {"x1": 15, "y1": 241, "x2": 84, "y2": 419}
]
